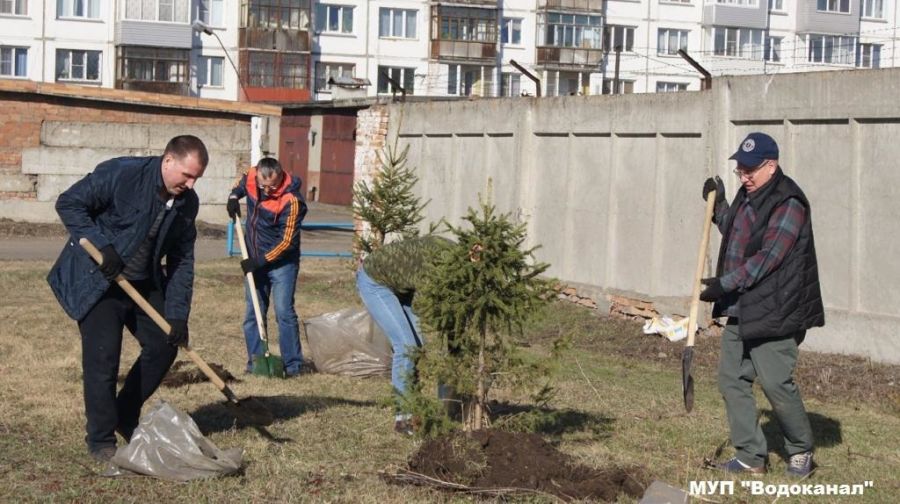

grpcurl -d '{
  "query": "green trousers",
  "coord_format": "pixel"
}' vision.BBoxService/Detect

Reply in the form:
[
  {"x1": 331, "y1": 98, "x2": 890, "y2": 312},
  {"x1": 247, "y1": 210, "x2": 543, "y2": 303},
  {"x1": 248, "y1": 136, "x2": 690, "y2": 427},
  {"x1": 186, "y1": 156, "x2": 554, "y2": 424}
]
[{"x1": 718, "y1": 322, "x2": 814, "y2": 467}]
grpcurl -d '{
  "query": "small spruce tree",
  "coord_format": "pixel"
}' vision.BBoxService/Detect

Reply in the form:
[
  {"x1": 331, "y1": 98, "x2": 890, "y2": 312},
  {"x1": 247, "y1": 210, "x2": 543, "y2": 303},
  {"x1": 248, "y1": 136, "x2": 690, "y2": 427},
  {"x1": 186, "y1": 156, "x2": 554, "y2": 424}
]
[
  {"x1": 352, "y1": 141, "x2": 428, "y2": 256},
  {"x1": 414, "y1": 195, "x2": 553, "y2": 431}
]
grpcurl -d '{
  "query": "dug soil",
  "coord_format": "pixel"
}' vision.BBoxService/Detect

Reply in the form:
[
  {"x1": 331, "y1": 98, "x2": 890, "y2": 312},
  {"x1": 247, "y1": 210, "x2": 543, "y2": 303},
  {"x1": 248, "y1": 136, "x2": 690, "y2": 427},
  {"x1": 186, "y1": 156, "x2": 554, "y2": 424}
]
[
  {"x1": 0, "y1": 218, "x2": 228, "y2": 239},
  {"x1": 160, "y1": 361, "x2": 238, "y2": 388},
  {"x1": 408, "y1": 430, "x2": 646, "y2": 501}
]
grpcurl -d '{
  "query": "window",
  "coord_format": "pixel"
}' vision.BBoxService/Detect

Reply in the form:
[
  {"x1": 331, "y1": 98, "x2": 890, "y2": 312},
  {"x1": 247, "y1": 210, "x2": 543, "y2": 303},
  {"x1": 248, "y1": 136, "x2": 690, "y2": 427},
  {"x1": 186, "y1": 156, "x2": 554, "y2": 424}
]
[
  {"x1": 57, "y1": 0, "x2": 99, "y2": 18},
  {"x1": 439, "y1": 7, "x2": 496, "y2": 42},
  {"x1": 501, "y1": 72, "x2": 520, "y2": 96},
  {"x1": 602, "y1": 79, "x2": 633, "y2": 94},
  {"x1": 764, "y1": 36, "x2": 782, "y2": 62},
  {"x1": 447, "y1": 64, "x2": 492, "y2": 96},
  {"x1": 0, "y1": 47, "x2": 28, "y2": 77},
  {"x1": 198, "y1": 56, "x2": 223, "y2": 86},
  {"x1": 657, "y1": 81, "x2": 688, "y2": 93},
  {"x1": 120, "y1": 47, "x2": 188, "y2": 82},
  {"x1": 379, "y1": 8, "x2": 416, "y2": 38},
  {"x1": 547, "y1": 70, "x2": 589, "y2": 96},
  {"x1": 245, "y1": 0, "x2": 310, "y2": 30},
  {"x1": 123, "y1": 0, "x2": 190, "y2": 22},
  {"x1": 501, "y1": 18, "x2": 522, "y2": 45},
  {"x1": 315, "y1": 4, "x2": 353, "y2": 33},
  {"x1": 542, "y1": 12, "x2": 602, "y2": 49},
  {"x1": 712, "y1": 0, "x2": 757, "y2": 5},
  {"x1": 711, "y1": 27, "x2": 763, "y2": 59},
  {"x1": 857, "y1": 43, "x2": 881, "y2": 68},
  {"x1": 861, "y1": 0, "x2": 883, "y2": 18},
  {"x1": 657, "y1": 28, "x2": 689, "y2": 55},
  {"x1": 604, "y1": 25, "x2": 635, "y2": 52},
  {"x1": 0, "y1": 0, "x2": 26, "y2": 15},
  {"x1": 767, "y1": 0, "x2": 783, "y2": 9},
  {"x1": 377, "y1": 66, "x2": 414, "y2": 94},
  {"x1": 315, "y1": 61, "x2": 354, "y2": 91},
  {"x1": 56, "y1": 49, "x2": 101, "y2": 81},
  {"x1": 816, "y1": 0, "x2": 850, "y2": 13},
  {"x1": 808, "y1": 34, "x2": 855, "y2": 64},
  {"x1": 244, "y1": 51, "x2": 307, "y2": 88},
  {"x1": 196, "y1": 0, "x2": 224, "y2": 26}
]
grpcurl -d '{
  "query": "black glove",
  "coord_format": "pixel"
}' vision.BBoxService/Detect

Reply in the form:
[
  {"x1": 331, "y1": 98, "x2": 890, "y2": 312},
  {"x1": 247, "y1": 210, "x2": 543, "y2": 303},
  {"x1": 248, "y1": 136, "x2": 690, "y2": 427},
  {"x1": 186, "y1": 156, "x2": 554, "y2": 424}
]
[
  {"x1": 226, "y1": 198, "x2": 241, "y2": 219},
  {"x1": 241, "y1": 257, "x2": 266, "y2": 275},
  {"x1": 699, "y1": 277, "x2": 726, "y2": 303},
  {"x1": 702, "y1": 176, "x2": 725, "y2": 203},
  {"x1": 98, "y1": 244, "x2": 125, "y2": 281},
  {"x1": 166, "y1": 319, "x2": 189, "y2": 347}
]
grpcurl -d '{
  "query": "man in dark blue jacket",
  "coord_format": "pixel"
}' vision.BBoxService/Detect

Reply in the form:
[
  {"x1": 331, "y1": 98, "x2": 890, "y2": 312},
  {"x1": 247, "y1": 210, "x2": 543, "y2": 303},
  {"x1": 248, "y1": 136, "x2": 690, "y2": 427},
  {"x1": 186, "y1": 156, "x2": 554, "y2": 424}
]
[
  {"x1": 47, "y1": 135, "x2": 208, "y2": 463},
  {"x1": 227, "y1": 157, "x2": 308, "y2": 376}
]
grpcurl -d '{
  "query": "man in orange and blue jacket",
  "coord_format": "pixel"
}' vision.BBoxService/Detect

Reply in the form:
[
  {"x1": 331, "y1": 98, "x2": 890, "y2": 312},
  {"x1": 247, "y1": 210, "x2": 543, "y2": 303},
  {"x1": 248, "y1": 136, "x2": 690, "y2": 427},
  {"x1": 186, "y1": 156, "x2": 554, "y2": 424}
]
[{"x1": 227, "y1": 157, "x2": 308, "y2": 376}]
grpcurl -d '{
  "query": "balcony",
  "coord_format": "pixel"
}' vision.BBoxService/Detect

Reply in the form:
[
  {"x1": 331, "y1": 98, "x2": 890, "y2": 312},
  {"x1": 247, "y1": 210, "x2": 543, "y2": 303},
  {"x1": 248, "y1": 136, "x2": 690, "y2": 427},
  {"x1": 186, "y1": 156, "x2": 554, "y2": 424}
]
[
  {"x1": 536, "y1": 46, "x2": 603, "y2": 67},
  {"x1": 537, "y1": 0, "x2": 603, "y2": 12},
  {"x1": 240, "y1": 0, "x2": 311, "y2": 52},
  {"x1": 431, "y1": 40, "x2": 497, "y2": 61},
  {"x1": 430, "y1": 4, "x2": 498, "y2": 63},
  {"x1": 239, "y1": 28, "x2": 311, "y2": 52}
]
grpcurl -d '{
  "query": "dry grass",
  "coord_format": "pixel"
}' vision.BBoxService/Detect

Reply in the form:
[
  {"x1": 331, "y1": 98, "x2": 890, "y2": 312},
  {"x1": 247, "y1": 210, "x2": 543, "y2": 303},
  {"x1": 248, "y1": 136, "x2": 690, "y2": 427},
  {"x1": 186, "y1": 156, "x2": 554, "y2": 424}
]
[{"x1": 1, "y1": 257, "x2": 898, "y2": 503}]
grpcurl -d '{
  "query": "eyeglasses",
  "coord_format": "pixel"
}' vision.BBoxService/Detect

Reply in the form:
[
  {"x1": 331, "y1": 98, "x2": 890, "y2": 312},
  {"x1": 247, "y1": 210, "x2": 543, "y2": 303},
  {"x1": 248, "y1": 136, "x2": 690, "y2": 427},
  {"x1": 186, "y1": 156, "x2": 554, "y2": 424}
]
[{"x1": 733, "y1": 161, "x2": 768, "y2": 179}]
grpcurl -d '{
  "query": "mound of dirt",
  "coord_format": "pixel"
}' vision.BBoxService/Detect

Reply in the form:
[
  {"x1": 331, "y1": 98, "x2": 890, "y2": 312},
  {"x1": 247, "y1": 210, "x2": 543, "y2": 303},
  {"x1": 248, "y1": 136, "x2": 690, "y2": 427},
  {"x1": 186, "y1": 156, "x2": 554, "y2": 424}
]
[
  {"x1": 161, "y1": 361, "x2": 238, "y2": 388},
  {"x1": 0, "y1": 218, "x2": 227, "y2": 239},
  {"x1": 406, "y1": 430, "x2": 645, "y2": 501}
]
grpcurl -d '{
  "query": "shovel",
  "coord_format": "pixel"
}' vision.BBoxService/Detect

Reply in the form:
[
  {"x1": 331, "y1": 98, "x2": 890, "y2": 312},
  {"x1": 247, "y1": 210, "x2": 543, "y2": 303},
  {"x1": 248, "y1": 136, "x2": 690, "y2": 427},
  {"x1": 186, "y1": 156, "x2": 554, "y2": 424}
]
[
  {"x1": 79, "y1": 238, "x2": 275, "y2": 427},
  {"x1": 233, "y1": 215, "x2": 285, "y2": 378},
  {"x1": 682, "y1": 189, "x2": 717, "y2": 412}
]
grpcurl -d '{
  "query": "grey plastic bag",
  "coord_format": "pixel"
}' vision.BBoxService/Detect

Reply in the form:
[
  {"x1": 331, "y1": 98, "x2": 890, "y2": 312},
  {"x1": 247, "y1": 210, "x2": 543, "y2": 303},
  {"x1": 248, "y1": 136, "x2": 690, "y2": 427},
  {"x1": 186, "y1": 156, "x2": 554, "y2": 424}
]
[
  {"x1": 305, "y1": 308, "x2": 392, "y2": 377},
  {"x1": 109, "y1": 400, "x2": 243, "y2": 481}
]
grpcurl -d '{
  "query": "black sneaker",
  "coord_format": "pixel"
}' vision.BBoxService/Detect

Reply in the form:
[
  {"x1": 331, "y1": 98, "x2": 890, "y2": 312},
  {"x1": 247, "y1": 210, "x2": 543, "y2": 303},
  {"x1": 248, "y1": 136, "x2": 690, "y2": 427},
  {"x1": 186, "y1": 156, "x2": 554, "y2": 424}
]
[{"x1": 89, "y1": 446, "x2": 117, "y2": 464}]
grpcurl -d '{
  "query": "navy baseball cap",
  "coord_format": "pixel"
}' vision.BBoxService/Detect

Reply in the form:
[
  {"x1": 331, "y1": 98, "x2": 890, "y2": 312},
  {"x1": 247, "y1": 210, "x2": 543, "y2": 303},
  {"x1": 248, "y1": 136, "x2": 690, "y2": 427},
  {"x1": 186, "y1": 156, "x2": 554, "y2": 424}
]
[{"x1": 730, "y1": 132, "x2": 779, "y2": 168}]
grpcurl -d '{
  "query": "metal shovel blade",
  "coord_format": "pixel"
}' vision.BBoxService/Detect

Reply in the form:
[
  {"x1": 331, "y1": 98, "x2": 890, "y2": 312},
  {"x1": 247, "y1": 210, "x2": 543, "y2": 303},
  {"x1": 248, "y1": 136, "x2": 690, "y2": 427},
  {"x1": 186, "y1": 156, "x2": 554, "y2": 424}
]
[
  {"x1": 681, "y1": 346, "x2": 695, "y2": 413},
  {"x1": 252, "y1": 353, "x2": 286, "y2": 379}
]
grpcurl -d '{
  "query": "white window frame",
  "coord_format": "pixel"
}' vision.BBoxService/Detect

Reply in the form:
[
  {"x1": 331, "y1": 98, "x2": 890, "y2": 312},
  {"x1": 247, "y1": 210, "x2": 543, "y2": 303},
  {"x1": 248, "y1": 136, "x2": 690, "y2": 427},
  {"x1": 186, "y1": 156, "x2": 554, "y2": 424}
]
[
  {"x1": 123, "y1": 0, "x2": 190, "y2": 22},
  {"x1": 315, "y1": 61, "x2": 355, "y2": 91},
  {"x1": 378, "y1": 8, "x2": 416, "y2": 39},
  {"x1": 602, "y1": 78, "x2": 633, "y2": 95},
  {"x1": 767, "y1": 0, "x2": 783, "y2": 10},
  {"x1": 764, "y1": 36, "x2": 782, "y2": 62},
  {"x1": 816, "y1": 0, "x2": 850, "y2": 13},
  {"x1": 501, "y1": 72, "x2": 520, "y2": 96},
  {"x1": 195, "y1": 0, "x2": 224, "y2": 27},
  {"x1": 657, "y1": 81, "x2": 688, "y2": 93},
  {"x1": 501, "y1": 17, "x2": 522, "y2": 45},
  {"x1": 657, "y1": 28, "x2": 689, "y2": 55},
  {"x1": 316, "y1": 4, "x2": 353, "y2": 34},
  {"x1": 711, "y1": 26, "x2": 764, "y2": 59},
  {"x1": 198, "y1": 55, "x2": 224, "y2": 87},
  {"x1": 807, "y1": 34, "x2": 856, "y2": 64},
  {"x1": 0, "y1": 0, "x2": 27, "y2": 15},
  {"x1": 56, "y1": 49, "x2": 102, "y2": 82},
  {"x1": 604, "y1": 25, "x2": 635, "y2": 52},
  {"x1": 543, "y1": 12, "x2": 602, "y2": 49},
  {"x1": 860, "y1": 0, "x2": 883, "y2": 18},
  {"x1": 377, "y1": 65, "x2": 415, "y2": 94},
  {"x1": 709, "y1": 0, "x2": 757, "y2": 6},
  {"x1": 857, "y1": 43, "x2": 881, "y2": 68},
  {"x1": 57, "y1": 0, "x2": 100, "y2": 18},
  {"x1": 447, "y1": 64, "x2": 492, "y2": 96},
  {"x1": 0, "y1": 46, "x2": 28, "y2": 77}
]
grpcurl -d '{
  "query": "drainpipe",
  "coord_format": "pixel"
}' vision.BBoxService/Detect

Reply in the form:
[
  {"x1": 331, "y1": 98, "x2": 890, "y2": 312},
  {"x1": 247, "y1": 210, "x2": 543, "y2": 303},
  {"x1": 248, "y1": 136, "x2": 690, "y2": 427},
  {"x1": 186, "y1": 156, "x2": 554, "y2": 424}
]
[
  {"x1": 644, "y1": 0, "x2": 652, "y2": 92},
  {"x1": 41, "y1": 0, "x2": 46, "y2": 82}
]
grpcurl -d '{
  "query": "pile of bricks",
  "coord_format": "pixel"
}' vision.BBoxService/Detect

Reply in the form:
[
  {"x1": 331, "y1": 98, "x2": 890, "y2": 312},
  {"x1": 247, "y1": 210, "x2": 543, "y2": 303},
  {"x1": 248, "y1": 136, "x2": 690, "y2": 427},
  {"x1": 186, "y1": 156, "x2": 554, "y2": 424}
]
[{"x1": 554, "y1": 285, "x2": 598, "y2": 310}]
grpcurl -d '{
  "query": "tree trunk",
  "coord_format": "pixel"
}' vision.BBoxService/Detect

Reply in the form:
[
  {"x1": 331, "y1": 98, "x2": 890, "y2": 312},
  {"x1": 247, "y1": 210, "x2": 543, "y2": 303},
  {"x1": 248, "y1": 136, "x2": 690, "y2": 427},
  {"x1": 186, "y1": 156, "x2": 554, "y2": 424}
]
[{"x1": 474, "y1": 331, "x2": 485, "y2": 430}]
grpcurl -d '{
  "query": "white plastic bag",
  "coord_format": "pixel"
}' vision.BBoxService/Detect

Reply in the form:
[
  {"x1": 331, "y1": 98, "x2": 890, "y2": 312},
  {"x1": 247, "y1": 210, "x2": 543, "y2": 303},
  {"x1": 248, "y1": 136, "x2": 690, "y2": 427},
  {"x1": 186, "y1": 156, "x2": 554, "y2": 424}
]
[
  {"x1": 305, "y1": 308, "x2": 392, "y2": 377},
  {"x1": 110, "y1": 400, "x2": 243, "y2": 481},
  {"x1": 642, "y1": 316, "x2": 689, "y2": 342}
]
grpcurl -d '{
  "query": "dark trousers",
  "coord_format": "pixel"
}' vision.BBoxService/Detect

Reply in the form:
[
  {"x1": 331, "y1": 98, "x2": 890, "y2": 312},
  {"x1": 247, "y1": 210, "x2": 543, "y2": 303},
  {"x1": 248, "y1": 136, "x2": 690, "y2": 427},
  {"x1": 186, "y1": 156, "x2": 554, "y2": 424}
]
[{"x1": 77, "y1": 281, "x2": 177, "y2": 452}]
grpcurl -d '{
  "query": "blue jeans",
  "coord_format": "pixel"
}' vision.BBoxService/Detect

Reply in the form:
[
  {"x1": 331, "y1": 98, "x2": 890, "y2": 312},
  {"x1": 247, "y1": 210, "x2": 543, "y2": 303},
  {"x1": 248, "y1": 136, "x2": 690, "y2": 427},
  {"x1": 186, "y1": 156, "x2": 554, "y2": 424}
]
[
  {"x1": 356, "y1": 268, "x2": 422, "y2": 396},
  {"x1": 243, "y1": 260, "x2": 303, "y2": 374}
]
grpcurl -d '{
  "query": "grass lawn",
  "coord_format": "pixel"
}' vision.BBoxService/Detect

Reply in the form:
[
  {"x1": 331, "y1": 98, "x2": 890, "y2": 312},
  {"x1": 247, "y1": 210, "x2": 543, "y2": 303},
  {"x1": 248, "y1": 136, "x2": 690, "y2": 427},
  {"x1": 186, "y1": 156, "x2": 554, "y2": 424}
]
[{"x1": 0, "y1": 258, "x2": 898, "y2": 503}]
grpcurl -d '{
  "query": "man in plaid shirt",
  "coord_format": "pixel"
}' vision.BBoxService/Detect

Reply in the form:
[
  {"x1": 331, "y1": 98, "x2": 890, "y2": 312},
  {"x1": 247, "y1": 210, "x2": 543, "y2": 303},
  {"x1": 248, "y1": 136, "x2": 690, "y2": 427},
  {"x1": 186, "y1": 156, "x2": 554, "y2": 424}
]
[{"x1": 700, "y1": 132, "x2": 824, "y2": 478}]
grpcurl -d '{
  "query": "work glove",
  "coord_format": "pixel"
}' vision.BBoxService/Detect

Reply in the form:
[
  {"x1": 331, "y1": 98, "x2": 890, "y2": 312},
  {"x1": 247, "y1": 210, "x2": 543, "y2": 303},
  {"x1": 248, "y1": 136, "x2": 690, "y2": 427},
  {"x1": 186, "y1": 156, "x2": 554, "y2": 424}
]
[
  {"x1": 702, "y1": 176, "x2": 725, "y2": 204},
  {"x1": 166, "y1": 319, "x2": 189, "y2": 348},
  {"x1": 241, "y1": 257, "x2": 266, "y2": 275},
  {"x1": 699, "y1": 277, "x2": 726, "y2": 303},
  {"x1": 226, "y1": 198, "x2": 241, "y2": 219},
  {"x1": 98, "y1": 244, "x2": 125, "y2": 281}
]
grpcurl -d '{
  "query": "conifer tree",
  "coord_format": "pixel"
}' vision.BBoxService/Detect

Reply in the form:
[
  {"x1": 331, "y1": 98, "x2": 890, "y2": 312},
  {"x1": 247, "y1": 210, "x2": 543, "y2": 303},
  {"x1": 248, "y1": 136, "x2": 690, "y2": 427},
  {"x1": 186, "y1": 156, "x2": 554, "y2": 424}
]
[
  {"x1": 352, "y1": 141, "x2": 427, "y2": 256},
  {"x1": 415, "y1": 196, "x2": 553, "y2": 431}
]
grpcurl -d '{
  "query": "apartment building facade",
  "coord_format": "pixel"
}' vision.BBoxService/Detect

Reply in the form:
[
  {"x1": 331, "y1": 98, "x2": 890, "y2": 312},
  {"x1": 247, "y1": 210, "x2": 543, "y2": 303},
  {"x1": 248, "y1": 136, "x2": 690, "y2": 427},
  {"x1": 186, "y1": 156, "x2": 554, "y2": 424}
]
[{"x1": 2, "y1": 0, "x2": 898, "y2": 100}]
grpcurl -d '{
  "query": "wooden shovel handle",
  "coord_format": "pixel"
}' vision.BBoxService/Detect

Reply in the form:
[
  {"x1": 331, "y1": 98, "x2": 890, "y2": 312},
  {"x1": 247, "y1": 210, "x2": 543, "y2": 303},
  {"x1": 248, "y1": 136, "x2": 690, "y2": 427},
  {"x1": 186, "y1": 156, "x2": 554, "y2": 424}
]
[
  {"x1": 233, "y1": 216, "x2": 270, "y2": 351},
  {"x1": 79, "y1": 237, "x2": 235, "y2": 399},
  {"x1": 687, "y1": 190, "x2": 717, "y2": 348}
]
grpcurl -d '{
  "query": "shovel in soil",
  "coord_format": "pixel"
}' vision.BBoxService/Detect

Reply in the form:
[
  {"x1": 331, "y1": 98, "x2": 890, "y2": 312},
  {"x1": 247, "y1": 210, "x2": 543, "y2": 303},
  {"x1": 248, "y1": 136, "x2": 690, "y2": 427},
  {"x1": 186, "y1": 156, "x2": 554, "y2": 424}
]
[
  {"x1": 233, "y1": 215, "x2": 285, "y2": 379},
  {"x1": 682, "y1": 189, "x2": 717, "y2": 413},
  {"x1": 79, "y1": 238, "x2": 275, "y2": 427}
]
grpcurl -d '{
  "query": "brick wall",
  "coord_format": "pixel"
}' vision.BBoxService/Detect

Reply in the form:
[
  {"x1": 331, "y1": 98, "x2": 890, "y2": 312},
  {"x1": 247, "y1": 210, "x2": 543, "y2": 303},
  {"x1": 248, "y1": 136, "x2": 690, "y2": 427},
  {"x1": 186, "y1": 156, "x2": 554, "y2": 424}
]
[{"x1": 352, "y1": 105, "x2": 389, "y2": 244}]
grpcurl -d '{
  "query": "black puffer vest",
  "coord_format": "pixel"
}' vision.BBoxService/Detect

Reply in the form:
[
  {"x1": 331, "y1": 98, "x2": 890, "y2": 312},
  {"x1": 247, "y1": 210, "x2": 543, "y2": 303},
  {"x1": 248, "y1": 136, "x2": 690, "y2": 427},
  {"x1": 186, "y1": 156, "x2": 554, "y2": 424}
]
[{"x1": 713, "y1": 169, "x2": 825, "y2": 340}]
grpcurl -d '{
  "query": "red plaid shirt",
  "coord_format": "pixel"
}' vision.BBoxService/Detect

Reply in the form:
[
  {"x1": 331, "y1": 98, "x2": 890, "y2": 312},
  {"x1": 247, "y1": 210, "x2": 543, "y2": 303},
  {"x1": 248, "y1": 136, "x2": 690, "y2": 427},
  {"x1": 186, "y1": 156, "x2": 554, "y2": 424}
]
[{"x1": 715, "y1": 195, "x2": 806, "y2": 316}]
